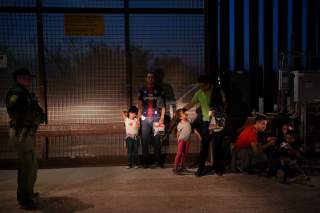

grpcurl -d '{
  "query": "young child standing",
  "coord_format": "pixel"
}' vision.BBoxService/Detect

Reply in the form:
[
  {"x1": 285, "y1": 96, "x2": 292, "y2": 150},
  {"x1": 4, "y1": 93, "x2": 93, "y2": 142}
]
[
  {"x1": 173, "y1": 108, "x2": 192, "y2": 174},
  {"x1": 122, "y1": 106, "x2": 139, "y2": 169}
]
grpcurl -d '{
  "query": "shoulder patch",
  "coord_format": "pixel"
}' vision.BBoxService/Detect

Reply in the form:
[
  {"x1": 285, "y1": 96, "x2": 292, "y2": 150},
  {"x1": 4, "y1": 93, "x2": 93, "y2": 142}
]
[{"x1": 9, "y1": 95, "x2": 18, "y2": 104}]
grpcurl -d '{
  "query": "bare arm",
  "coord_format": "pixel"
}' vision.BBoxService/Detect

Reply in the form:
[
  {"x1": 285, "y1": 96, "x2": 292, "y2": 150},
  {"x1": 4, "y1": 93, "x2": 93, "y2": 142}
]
[
  {"x1": 159, "y1": 107, "x2": 165, "y2": 124},
  {"x1": 121, "y1": 111, "x2": 127, "y2": 121},
  {"x1": 136, "y1": 100, "x2": 143, "y2": 127},
  {"x1": 137, "y1": 100, "x2": 143, "y2": 120},
  {"x1": 261, "y1": 137, "x2": 276, "y2": 150},
  {"x1": 251, "y1": 137, "x2": 276, "y2": 154},
  {"x1": 183, "y1": 102, "x2": 195, "y2": 111},
  {"x1": 251, "y1": 143, "x2": 259, "y2": 154},
  {"x1": 193, "y1": 128, "x2": 202, "y2": 143}
]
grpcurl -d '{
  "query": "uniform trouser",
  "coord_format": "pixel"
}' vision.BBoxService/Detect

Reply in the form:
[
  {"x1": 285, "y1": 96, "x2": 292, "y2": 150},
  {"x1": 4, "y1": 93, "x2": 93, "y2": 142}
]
[
  {"x1": 198, "y1": 121, "x2": 211, "y2": 172},
  {"x1": 141, "y1": 117, "x2": 161, "y2": 165},
  {"x1": 126, "y1": 137, "x2": 139, "y2": 166},
  {"x1": 10, "y1": 133, "x2": 38, "y2": 202}
]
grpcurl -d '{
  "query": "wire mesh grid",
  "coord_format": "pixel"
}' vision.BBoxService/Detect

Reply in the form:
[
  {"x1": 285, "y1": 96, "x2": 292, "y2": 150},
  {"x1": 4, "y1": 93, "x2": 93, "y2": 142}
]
[
  {"x1": 44, "y1": 14, "x2": 127, "y2": 124},
  {"x1": 0, "y1": 13, "x2": 39, "y2": 125},
  {"x1": 130, "y1": 14, "x2": 205, "y2": 105},
  {"x1": 0, "y1": 6, "x2": 203, "y2": 162}
]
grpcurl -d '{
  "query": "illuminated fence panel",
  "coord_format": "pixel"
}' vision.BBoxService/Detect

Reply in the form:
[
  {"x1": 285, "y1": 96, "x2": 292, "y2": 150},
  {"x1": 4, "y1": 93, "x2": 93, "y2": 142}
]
[
  {"x1": 130, "y1": 14, "x2": 205, "y2": 104},
  {"x1": 43, "y1": 14, "x2": 127, "y2": 124},
  {"x1": 47, "y1": 134, "x2": 127, "y2": 158},
  {"x1": 0, "y1": 8, "x2": 203, "y2": 164},
  {"x1": 46, "y1": 134, "x2": 200, "y2": 158}
]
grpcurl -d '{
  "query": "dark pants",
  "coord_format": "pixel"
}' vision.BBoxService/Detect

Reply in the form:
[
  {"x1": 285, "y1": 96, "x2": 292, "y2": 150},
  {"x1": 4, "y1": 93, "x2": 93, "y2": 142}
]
[
  {"x1": 198, "y1": 121, "x2": 211, "y2": 172},
  {"x1": 10, "y1": 133, "x2": 38, "y2": 202},
  {"x1": 212, "y1": 130, "x2": 229, "y2": 172},
  {"x1": 126, "y1": 137, "x2": 139, "y2": 166},
  {"x1": 141, "y1": 117, "x2": 161, "y2": 165},
  {"x1": 236, "y1": 148, "x2": 268, "y2": 171}
]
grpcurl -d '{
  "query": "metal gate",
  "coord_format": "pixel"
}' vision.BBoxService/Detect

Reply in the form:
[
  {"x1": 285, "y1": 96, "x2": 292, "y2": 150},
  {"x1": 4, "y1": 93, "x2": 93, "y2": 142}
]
[{"x1": 0, "y1": 0, "x2": 205, "y2": 167}]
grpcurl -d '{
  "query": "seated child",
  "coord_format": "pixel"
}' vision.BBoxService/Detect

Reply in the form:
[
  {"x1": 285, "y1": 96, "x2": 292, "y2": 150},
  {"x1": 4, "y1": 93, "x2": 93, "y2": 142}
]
[
  {"x1": 122, "y1": 106, "x2": 139, "y2": 169},
  {"x1": 278, "y1": 130, "x2": 309, "y2": 183}
]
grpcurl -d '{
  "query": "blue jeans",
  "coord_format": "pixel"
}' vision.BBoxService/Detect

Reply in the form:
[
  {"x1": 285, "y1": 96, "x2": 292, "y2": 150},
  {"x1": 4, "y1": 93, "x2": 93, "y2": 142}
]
[
  {"x1": 141, "y1": 117, "x2": 161, "y2": 165},
  {"x1": 126, "y1": 137, "x2": 139, "y2": 166}
]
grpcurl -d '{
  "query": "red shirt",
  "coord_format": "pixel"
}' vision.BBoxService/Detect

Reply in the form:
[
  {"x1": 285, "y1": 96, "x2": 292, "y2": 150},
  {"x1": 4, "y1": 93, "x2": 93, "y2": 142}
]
[{"x1": 235, "y1": 125, "x2": 258, "y2": 150}]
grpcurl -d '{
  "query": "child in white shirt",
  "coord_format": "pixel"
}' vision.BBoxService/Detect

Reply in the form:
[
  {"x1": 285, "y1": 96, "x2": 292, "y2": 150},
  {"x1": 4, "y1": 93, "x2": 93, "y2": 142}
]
[{"x1": 122, "y1": 106, "x2": 139, "y2": 168}]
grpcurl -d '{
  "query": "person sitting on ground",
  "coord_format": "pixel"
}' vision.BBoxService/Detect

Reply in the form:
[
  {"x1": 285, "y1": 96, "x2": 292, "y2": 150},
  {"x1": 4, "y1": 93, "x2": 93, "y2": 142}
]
[
  {"x1": 234, "y1": 114, "x2": 276, "y2": 173},
  {"x1": 277, "y1": 130, "x2": 309, "y2": 183},
  {"x1": 277, "y1": 123, "x2": 294, "y2": 144},
  {"x1": 122, "y1": 106, "x2": 140, "y2": 169}
]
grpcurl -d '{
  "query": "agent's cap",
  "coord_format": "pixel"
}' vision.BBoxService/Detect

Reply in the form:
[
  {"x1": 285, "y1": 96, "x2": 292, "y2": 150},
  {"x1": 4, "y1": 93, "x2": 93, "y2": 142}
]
[
  {"x1": 13, "y1": 68, "x2": 35, "y2": 81},
  {"x1": 128, "y1": 106, "x2": 138, "y2": 114}
]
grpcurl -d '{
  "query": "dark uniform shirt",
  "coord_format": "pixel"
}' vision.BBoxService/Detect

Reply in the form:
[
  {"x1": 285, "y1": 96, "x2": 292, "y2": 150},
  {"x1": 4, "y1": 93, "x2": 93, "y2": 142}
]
[{"x1": 6, "y1": 83, "x2": 44, "y2": 130}]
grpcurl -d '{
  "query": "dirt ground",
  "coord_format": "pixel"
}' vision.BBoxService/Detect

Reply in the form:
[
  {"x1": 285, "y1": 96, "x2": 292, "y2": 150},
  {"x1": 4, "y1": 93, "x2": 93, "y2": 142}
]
[{"x1": 0, "y1": 166, "x2": 319, "y2": 213}]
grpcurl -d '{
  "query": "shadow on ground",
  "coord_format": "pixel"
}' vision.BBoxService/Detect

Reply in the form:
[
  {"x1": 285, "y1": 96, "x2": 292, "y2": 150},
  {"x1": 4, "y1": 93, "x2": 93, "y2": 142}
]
[{"x1": 35, "y1": 196, "x2": 94, "y2": 213}]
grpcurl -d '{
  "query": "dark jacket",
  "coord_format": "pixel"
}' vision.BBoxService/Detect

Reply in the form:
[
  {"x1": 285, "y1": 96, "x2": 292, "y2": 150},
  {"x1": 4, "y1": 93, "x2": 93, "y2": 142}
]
[{"x1": 6, "y1": 83, "x2": 44, "y2": 130}]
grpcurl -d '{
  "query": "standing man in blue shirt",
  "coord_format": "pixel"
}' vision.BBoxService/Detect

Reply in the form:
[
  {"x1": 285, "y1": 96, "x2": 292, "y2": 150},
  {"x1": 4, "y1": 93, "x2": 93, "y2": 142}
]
[{"x1": 138, "y1": 71, "x2": 166, "y2": 168}]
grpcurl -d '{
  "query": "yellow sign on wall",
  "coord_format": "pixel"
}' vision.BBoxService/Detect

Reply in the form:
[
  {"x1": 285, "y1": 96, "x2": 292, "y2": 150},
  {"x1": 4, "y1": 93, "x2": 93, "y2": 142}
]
[{"x1": 64, "y1": 14, "x2": 104, "y2": 36}]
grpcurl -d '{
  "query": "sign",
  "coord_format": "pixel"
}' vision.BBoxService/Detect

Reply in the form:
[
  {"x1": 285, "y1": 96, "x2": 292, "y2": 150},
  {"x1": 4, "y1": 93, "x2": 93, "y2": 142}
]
[{"x1": 64, "y1": 14, "x2": 104, "y2": 36}]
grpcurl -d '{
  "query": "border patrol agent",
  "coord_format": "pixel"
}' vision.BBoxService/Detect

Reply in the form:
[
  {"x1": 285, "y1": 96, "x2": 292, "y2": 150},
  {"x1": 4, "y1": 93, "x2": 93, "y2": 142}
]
[{"x1": 6, "y1": 68, "x2": 44, "y2": 210}]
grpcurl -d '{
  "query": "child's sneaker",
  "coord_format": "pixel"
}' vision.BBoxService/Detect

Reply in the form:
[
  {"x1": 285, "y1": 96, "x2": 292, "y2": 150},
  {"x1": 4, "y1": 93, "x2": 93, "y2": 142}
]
[
  {"x1": 126, "y1": 165, "x2": 132, "y2": 169},
  {"x1": 134, "y1": 165, "x2": 139, "y2": 169},
  {"x1": 172, "y1": 168, "x2": 179, "y2": 175},
  {"x1": 180, "y1": 167, "x2": 192, "y2": 173}
]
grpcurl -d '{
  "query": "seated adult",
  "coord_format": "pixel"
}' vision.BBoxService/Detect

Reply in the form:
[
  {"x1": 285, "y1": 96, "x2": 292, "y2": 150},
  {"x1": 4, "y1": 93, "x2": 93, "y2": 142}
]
[{"x1": 234, "y1": 114, "x2": 276, "y2": 172}]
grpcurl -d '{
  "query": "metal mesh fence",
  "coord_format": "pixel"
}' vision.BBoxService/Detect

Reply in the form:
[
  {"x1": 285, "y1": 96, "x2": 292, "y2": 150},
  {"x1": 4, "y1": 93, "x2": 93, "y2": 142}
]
[
  {"x1": 43, "y1": 14, "x2": 127, "y2": 124},
  {"x1": 0, "y1": 3, "x2": 204, "y2": 163},
  {"x1": 130, "y1": 14, "x2": 204, "y2": 105},
  {"x1": 0, "y1": 13, "x2": 39, "y2": 126}
]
